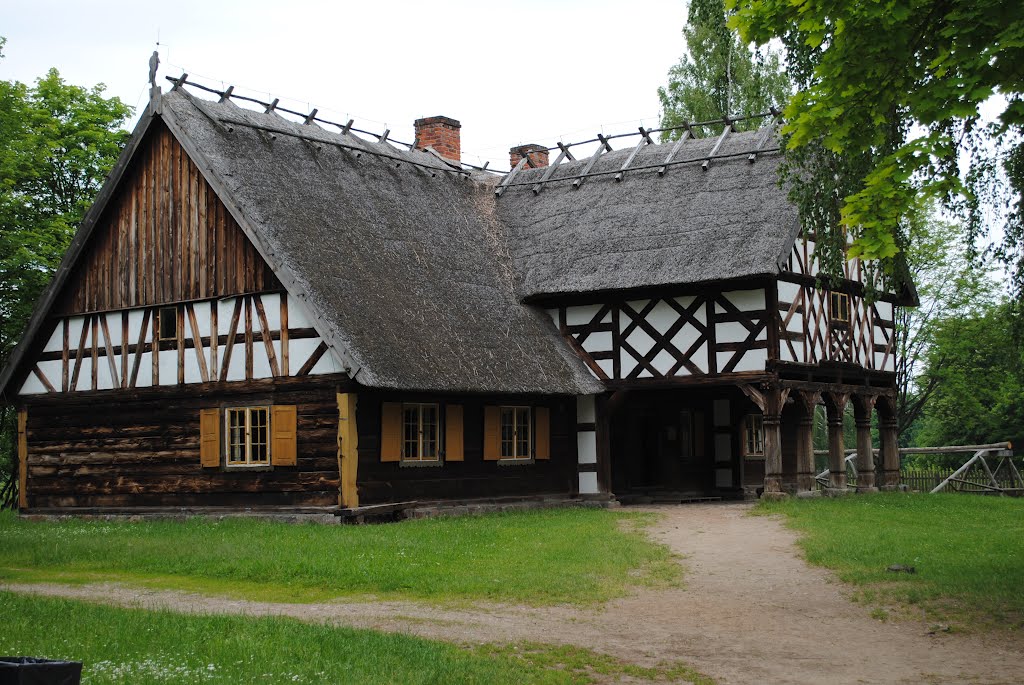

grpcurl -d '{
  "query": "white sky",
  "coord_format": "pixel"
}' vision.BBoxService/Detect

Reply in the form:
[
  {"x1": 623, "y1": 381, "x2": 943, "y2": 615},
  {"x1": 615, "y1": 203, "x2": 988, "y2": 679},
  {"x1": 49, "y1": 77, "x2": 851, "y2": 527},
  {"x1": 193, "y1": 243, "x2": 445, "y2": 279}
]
[{"x1": 1, "y1": 0, "x2": 688, "y2": 170}]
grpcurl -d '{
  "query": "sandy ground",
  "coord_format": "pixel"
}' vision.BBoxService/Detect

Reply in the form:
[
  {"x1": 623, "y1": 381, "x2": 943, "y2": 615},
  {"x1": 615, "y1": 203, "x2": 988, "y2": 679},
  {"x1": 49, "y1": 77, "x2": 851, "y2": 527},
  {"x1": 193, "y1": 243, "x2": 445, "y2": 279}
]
[{"x1": 5, "y1": 502, "x2": 1022, "y2": 684}]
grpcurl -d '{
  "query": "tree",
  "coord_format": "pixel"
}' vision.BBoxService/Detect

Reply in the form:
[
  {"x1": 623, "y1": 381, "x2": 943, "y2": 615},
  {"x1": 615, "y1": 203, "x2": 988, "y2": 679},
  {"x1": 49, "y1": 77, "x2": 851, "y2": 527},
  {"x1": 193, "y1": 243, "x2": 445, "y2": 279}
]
[
  {"x1": 729, "y1": 0, "x2": 1024, "y2": 296},
  {"x1": 912, "y1": 301, "x2": 1024, "y2": 460},
  {"x1": 0, "y1": 39, "x2": 132, "y2": 507},
  {"x1": 658, "y1": 0, "x2": 790, "y2": 138},
  {"x1": 895, "y1": 215, "x2": 999, "y2": 442}
]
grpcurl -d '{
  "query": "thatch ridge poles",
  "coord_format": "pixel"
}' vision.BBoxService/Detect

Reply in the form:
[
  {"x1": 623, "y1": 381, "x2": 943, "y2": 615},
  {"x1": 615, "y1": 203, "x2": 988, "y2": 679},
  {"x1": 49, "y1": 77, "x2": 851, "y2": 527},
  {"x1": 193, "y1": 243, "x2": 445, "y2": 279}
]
[
  {"x1": 702, "y1": 117, "x2": 735, "y2": 171},
  {"x1": 657, "y1": 125, "x2": 694, "y2": 177},
  {"x1": 218, "y1": 116, "x2": 469, "y2": 176},
  {"x1": 165, "y1": 75, "x2": 498, "y2": 175},
  {"x1": 615, "y1": 126, "x2": 654, "y2": 182},
  {"x1": 495, "y1": 156, "x2": 530, "y2": 197},
  {"x1": 532, "y1": 143, "x2": 573, "y2": 196},
  {"x1": 749, "y1": 106, "x2": 782, "y2": 163},
  {"x1": 572, "y1": 134, "x2": 613, "y2": 190}
]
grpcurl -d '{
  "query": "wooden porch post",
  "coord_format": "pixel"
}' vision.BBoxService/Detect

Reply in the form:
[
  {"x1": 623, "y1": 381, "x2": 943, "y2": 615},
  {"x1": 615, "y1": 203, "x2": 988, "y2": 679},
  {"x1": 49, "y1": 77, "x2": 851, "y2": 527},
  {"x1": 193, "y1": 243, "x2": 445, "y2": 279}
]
[
  {"x1": 337, "y1": 392, "x2": 359, "y2": 509},
  {"x1": 852, "y1": 394, "x2": 878, "y2": 492},
  {"x1": 795, "y1": 390, "x2": 821, "y2": 493},
  {"x1": 825, "y1": 392, "x2": 850, "y2": 491},
  {"x1": 877, "y1": 395, "x2": 900, "y2": 490},
  {"x1": 741, "y1": 384, "x2": 788, "y2": 499}
]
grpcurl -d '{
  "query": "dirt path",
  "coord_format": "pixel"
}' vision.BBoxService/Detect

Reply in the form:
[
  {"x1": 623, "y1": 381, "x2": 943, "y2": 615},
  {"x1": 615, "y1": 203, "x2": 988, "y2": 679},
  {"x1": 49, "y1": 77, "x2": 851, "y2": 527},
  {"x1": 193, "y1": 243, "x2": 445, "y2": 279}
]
[{"x1": 5, "y1": 503, "x2": 1022, "y2": 684}]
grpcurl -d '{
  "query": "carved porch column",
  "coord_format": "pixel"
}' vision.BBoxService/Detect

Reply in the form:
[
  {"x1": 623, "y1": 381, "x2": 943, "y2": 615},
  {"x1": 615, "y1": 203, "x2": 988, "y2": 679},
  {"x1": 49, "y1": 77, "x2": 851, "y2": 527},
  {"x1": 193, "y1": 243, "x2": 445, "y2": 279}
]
[
  {"x1": 852, "y1": 394, "x2": 878, "y2": 492},
  {"x1": 877, "y1": 395, "x2": 900, "y2": 490},
  {"x1": 795, "y1": 390, "x2": 822, "y2": 493},
  {"x1": 825, "y1": 392, "x2": 850, "y2": 491},
  {"x1": 741, "y1": 384, "x2": 789, "y2": 499}
]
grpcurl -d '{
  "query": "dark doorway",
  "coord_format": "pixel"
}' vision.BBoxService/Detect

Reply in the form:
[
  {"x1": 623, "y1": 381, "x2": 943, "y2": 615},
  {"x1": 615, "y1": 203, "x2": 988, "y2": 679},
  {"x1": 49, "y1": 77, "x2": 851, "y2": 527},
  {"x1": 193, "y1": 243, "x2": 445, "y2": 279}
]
[{"x1": 610, "y1": 391, "x2": 719, "y2": 500}]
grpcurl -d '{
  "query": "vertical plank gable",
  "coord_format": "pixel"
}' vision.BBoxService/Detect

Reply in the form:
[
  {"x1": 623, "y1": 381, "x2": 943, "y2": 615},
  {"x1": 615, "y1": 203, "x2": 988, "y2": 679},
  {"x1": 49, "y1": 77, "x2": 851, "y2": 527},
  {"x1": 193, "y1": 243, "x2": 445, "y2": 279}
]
[{"x1": 56, "y1": 120, "x2": 280, "y2": 316}]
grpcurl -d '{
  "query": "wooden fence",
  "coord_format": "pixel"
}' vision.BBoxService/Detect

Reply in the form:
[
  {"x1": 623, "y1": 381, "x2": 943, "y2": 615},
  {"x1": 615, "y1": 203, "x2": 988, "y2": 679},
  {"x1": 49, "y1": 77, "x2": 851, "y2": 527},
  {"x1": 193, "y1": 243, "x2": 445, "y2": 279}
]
[{"x1": 901, "y1": 467, "x2": 1021, "y2": 493}]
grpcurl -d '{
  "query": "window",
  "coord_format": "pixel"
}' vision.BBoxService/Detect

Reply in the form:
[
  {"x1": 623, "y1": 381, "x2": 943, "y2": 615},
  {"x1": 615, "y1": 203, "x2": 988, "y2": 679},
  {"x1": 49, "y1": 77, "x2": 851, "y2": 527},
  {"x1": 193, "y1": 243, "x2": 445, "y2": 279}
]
[
  {"x1": 225, "y1": 406, "x2": 270, "y2": 466},
  {"x1": 744, "y1": 414, "x2": 764, "y2": 457},
  {"x1": 158, "y1": 306, "x2": 179, "y2": 341},
  {"x1": 402, "y1": 403, "x2": 439, "y2": 462},
  {"x1": 500, "y1": 406, "x2": 532, "y2": 460},
  {"x1": 829, "y1": 292, "x2": 850, "y2": 323}
]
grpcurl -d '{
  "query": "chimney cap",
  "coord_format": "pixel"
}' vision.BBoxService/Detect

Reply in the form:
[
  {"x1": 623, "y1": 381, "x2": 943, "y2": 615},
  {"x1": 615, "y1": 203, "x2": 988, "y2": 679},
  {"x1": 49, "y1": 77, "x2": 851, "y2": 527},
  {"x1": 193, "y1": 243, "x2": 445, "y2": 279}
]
[
  {"x1": 510, "y1": 143, "x2": 548, "y2": 154},
  {"x1": 415, "y1": 115, "x2": 461, "y2": 129}
]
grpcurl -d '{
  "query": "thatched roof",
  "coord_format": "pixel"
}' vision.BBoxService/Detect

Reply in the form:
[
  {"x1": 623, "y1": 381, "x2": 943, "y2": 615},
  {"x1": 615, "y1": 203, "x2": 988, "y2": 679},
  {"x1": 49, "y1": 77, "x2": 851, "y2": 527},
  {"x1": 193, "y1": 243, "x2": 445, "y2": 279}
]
[
  {"x1": 495, "y1": 132, "x2": 800, "y2": 301},
  {"x1": 0, "y1": 87, "x2": 808, "y2": 399},
  {"x1": 158, "y1": 90, "x2": 603, "y2": 395}
]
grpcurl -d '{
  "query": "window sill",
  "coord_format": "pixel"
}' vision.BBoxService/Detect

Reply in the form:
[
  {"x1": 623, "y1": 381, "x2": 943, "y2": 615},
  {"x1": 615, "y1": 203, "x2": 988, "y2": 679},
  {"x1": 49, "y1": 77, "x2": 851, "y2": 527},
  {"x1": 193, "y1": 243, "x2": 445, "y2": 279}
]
[
  {"x1": 497, "y1": 458, "x2": 535, "y2": 466},
  {"x1": 224, "y1": 464, "x2": 274, "y2": 472},
  {"x1": 743, "y1": 454, "x2": 766, "y2": 461},
  {"x1": 400, "y1": 460, "x2": 443, "y2": 468}
]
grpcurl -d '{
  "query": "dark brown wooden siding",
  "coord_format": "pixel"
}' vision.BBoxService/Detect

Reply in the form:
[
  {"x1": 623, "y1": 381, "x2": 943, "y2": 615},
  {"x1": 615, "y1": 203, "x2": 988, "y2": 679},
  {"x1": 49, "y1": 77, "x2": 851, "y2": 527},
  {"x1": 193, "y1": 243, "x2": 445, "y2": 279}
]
[
  {"x1": 355, "y1": 391, "x2": 578, "y2": 505},
  {"x1": 22, "y1": 376, "x2": 341, "y2": 509},
  {"x1": 57, "y1": 121, "x2": 279, "y2": 315}
]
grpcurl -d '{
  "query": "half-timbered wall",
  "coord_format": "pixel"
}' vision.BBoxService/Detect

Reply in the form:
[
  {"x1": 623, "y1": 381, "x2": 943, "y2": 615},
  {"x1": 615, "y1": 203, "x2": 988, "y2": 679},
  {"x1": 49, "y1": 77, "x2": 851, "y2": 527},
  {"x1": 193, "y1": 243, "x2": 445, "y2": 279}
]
[
  {"x1": 547, "y1": 288, "x2": 770, "y2": 382},
  {"x1": 19, "y1": 292, "x2": 341, "y2": 396},
  {"x1": 56, "y1": 121, "x2": 279, "y2": 315},
  {"x1": 776, "y1": 281, "x2": 896, "y2": 371}
]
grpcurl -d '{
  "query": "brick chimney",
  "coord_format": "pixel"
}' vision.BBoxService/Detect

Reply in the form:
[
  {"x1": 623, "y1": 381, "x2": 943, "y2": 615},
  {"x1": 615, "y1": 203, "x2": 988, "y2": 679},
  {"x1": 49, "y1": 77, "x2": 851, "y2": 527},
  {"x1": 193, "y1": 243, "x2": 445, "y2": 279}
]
[
  {"x1": 509, "y1": 144, "x2": 549, "y2": 169},
  {"x1": 414, "y1": 116, "x2": 461, "y2": 162}
]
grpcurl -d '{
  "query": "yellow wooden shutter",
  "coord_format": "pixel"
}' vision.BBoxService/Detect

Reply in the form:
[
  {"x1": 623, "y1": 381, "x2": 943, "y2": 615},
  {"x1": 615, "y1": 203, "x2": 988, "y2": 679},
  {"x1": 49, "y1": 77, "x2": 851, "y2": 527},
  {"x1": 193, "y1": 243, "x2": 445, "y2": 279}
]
[
  {"x1": 483, "y1": 406, "x2": 501, "y2": 460},
  {"x1": 271, "y1": 405, "x2": 298, "y2": 466},
  {"x1": 445, "y1": 404, "x2": 464, "y2": 461},
  {"x1": 338, "y1": 393, "x2": 359, "y2": 509},
  {"x1": 199, "y1": 408, "x2": 221, "y2": 468},
  {"x1": 535, "y1": 407, "x2": 550, "y2": 460},
  {"x1": 381, "y1": 402, "x2": 402, "y2": 462}
]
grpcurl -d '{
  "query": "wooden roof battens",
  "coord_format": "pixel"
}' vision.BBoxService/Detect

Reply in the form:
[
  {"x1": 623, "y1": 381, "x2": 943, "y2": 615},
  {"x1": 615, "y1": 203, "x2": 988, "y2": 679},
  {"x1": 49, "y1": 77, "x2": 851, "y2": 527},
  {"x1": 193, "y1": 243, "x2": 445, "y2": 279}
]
[
  {"x1": 495, "y1": 156, "x2": 530, "y2": 197},
  {"x1": 532, "y1": 145, "x2": 572, "y2": 195},
  {"x1": 657, "y1": 123, "x2": 694, "y2": 177},
  {"x1": 701, "y1": 117, "x2": 736, "y2": 171},
  {"x1": 217, "y1": 85, "x2": 234, "y2": 103},
  {"x1": 615, "y1": 126, "x2": 655, "y2": 182},
  {"x1": 572, "y1": 134, "x2": 613, "y2": 190},
  {"x1": 169, "y1": 73, "x2": 188, "y2": 91},
  {"x1": 302, "y1": 108, "x2": 319, "y2": 125},
  {"x1": 377, "y1": 128, "x2": 391, "y2": 145},
  {"x1": 749, "y1": 106, "x2": 783, "y2": 163},
  {"x1": 178, "y1": 87, "x2": 234, "y2": 134}
]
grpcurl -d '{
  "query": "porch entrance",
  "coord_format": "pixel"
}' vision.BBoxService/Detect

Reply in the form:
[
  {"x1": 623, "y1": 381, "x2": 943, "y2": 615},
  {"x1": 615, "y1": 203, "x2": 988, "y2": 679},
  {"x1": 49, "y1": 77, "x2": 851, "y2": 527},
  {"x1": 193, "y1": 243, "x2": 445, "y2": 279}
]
[{"x1": 609, "y1": 390, "x2": 736, "y2": 501}]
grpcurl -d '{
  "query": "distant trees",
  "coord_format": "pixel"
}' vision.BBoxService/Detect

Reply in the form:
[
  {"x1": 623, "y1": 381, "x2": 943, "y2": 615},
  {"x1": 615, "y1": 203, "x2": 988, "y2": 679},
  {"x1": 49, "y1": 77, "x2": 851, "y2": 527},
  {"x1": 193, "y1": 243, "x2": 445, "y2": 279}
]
[
  {"x1": 0, "y1": 38, "x2": 132, "y2": 507},
  {"x1": 657, "y1": 0, "x2": 789, "y2": 138}
]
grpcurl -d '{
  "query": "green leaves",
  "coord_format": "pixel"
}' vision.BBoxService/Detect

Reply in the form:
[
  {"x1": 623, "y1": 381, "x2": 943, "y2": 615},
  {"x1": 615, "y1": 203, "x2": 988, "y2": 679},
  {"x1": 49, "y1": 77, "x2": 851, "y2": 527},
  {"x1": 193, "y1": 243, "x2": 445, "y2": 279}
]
[
  {"x1": 658, "y1": 0, "x2": 791, "y2": 140},
  {"x1": 731, "y1": 0, "x2": 1024, "y2": 295}
]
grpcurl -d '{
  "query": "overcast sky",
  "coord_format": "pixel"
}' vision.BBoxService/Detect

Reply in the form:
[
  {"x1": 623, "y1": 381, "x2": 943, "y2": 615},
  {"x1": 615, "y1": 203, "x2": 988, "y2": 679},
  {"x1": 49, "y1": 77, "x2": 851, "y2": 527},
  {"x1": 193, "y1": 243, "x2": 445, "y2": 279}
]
[{"x1": 2, "y1": 0, "x2": 688, "y2": 170}]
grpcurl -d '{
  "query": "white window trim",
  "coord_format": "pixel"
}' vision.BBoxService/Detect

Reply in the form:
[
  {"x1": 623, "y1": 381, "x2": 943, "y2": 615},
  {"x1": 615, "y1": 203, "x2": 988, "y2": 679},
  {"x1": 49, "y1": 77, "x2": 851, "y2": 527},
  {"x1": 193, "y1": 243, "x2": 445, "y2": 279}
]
[
  {"x1": 499, "y1": 405, "x2": 533, "y2": 461},
  {"x1": 225, "y1": 406, "x2": 272, "y2": 468},
  {"x1": 401, "y1": 403, "x2": 441, "y2": 464}
]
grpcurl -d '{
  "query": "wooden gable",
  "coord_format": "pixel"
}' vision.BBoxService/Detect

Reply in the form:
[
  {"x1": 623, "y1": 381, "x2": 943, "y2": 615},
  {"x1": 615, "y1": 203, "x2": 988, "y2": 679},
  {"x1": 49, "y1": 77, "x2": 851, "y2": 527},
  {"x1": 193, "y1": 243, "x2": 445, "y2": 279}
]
[{"x1": 56, "y1": 120, "x2": 279, "y2": 316}]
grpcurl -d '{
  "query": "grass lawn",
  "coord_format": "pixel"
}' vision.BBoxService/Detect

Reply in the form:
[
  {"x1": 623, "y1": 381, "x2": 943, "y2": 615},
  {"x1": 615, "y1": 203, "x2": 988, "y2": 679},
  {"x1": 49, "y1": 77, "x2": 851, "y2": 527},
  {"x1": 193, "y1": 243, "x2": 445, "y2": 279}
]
[
  {"x1": 757, "y1": 492, "x2": 1024, "y2": 629},
  {"x1": 0, "y1": 508, "x2": 679, "y2": 605},
  {"x1": 0, "y1": 592, "x2": 714, "y2": 684}
]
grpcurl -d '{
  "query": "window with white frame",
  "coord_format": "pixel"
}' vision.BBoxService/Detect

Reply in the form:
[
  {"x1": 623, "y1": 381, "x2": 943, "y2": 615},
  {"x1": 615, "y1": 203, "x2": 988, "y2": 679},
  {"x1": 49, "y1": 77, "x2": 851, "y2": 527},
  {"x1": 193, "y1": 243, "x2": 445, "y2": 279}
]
[
  {"x1": 500, "y1": 406, "x2": 532, "y2": 460},
  {"x1": 402, "y1": 403, "x2": 439, "y2": 462},
  {"x1": 744, "y1": 414, "x2": 764, "y2": 457},
  {"x1": 225, "y1": 406, "x2": 270, "y2": 466}
]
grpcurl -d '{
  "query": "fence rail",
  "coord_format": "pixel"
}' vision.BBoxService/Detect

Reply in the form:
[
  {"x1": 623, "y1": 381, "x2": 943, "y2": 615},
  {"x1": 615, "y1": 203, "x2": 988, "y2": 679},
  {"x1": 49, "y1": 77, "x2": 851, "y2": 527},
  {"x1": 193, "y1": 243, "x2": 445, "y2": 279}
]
[{"x1": 901, "y1": 468, "x2": 1021, "y2": 493}]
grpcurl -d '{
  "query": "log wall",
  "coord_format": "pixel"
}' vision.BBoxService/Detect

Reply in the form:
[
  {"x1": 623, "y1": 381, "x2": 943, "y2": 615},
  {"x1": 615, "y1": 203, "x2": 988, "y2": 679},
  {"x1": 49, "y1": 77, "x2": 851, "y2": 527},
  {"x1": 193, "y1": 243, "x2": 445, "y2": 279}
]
[
  {"x1": 57, "y1": 121, "x2": 279, "y2": 315},
  {"x1": 22, "y1": 376, "x2": 345, "y2": 509},
  {"x1": 354, "y1": 391, "x2": 578, "y2": 505}
]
